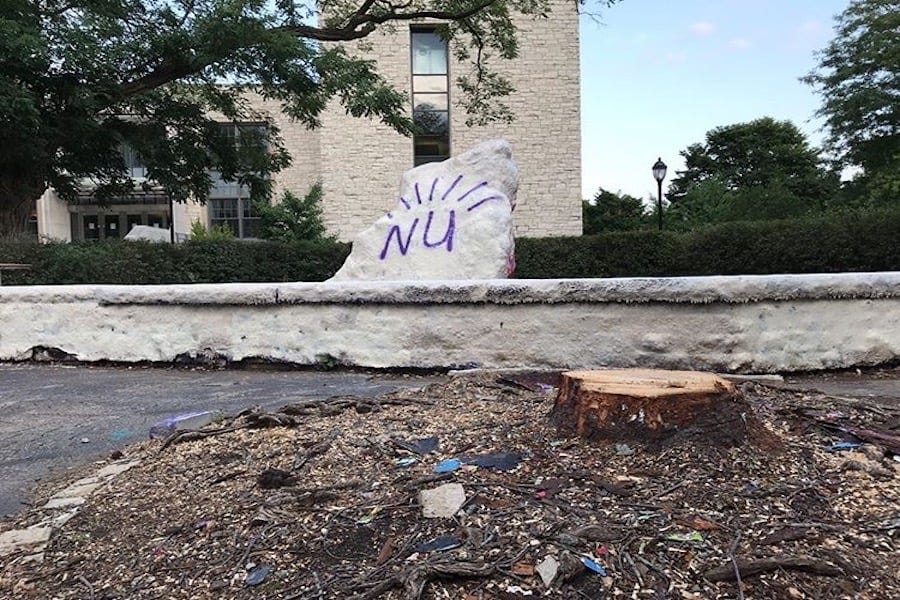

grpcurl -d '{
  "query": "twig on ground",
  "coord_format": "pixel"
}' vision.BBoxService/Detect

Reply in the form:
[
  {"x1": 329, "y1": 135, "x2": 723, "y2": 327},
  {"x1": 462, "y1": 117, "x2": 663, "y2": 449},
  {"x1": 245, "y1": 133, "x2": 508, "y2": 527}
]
[
  {"x1": 705, "y1": 555, "x2": 844, "y2": 582},
  {"x1": 728, "y1": 532, "x2": 745, "y2": 600}
]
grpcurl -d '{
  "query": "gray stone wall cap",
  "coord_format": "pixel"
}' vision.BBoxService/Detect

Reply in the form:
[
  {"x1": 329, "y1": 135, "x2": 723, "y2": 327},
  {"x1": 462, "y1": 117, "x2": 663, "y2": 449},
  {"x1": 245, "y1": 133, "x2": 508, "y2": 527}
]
[{"x1": 1, "y1": 272, "x2": 899, "y2": 306}]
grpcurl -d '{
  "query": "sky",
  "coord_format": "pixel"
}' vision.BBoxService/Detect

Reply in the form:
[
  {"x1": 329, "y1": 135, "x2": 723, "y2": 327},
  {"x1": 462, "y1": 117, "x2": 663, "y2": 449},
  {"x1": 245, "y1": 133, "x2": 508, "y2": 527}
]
[{"x1": 580, "y1": 0, "x2": 850, "y2": 201}]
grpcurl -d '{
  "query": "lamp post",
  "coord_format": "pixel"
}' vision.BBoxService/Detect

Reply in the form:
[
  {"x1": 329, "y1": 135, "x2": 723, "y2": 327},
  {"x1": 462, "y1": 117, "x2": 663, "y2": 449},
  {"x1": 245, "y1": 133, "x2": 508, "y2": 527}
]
[{"x1": 652, "y1": 157, "x2": 667, "y2": 231}]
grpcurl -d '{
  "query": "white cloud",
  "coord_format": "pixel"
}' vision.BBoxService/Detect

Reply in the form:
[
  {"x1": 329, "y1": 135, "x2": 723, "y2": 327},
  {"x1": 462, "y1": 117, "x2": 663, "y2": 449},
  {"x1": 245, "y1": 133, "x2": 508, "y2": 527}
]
[
  {"x1": 690, "y1": 21, "x2": 717, "y2": 37},
  {"x1": 728, "y1": 38, "x2": 751, "y2": 49}
]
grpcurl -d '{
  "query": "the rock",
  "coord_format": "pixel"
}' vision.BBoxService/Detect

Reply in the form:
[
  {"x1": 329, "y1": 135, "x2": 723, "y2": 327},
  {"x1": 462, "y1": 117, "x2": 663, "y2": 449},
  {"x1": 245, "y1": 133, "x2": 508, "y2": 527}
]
[
  {"x1": 419, "y1": 483, "x2": 466, "y2": 518},
  {"x1": 330, "y1": 139, "x2": 518, "y2": 281},
  {"x1": 124, "y1": 224, "x2": 171, "y2": 243}
]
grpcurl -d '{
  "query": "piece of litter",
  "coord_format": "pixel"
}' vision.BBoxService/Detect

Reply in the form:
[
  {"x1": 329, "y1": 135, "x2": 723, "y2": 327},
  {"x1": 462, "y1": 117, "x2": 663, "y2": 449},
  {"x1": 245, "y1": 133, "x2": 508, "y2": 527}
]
[
  {"x1": 80, "y1": 438, "x2": 90, "y2": 444},
  {"x1": 417, "y1": 535, "x2": 462, "y2": 553},
  {"x1": 392, "y1": 436, "x2": 439, "y2": 455},
  {"x1": 536, "y1": 555, "x2": 559, "y2": 586},
  {"x1": 665, "y1": 531, "x2": 704, "y2": 543},
  {"x1": 434, "y1": 459, "x2": 462, "y2": 473},
  {"x1": 827, "y1": 441, "x2": 862, "y2": 452},
  {"x1": 505, "y1": 585, "x2": 534, "y2": 596},
  {"x1": 395, "y1": 457, "x2": 418, "y2": 468},
  {"x1": 461, "y1": 452, "x2": 523, "y2": 471},
  {"x1": 419, "y1": 483, "x2": 466, "y2": 518},
  {"x1": 245, "y1": 564, "x2": 270, "y2": 586},
  {"x1": 149, "y1": 411, "x2": 220, "y2": 440},
  {"x1": 580, "y1": 556, "x2": 608, "y2": 576}
]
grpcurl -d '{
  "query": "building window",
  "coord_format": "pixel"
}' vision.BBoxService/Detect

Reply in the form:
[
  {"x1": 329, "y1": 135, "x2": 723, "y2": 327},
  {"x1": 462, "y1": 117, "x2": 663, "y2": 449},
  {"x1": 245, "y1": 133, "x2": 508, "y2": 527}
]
[
  {"x1": 209, "y1": 197, "x2": 260, "y2": 238},
  {"x1": 411, "y1": 28, "x2": 450, "y2": 166},
  {"x1": 121, "y1": 145, "x2": 147, "y2": 179},
  {"x1": 207, "y1": 122, "x2": 266, "y2": 238}
]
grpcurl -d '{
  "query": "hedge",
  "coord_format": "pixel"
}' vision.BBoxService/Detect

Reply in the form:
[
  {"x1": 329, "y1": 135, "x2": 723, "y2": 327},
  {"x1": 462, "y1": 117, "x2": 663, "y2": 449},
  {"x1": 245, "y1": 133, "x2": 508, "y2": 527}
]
[
  {"x1": 515, "y1": 210, "x2": 900, "y2": 278},
  {"x1": 1, "y1": 211, "x2": 898, "y2": 285},
  {"x1": 0, "y1": 240, "x2": 351, "y2": 285}
]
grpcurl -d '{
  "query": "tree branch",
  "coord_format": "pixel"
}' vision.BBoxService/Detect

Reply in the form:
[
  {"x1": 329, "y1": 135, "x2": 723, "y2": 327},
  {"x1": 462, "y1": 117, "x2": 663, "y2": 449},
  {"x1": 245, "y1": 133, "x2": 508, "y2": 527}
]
[
  {"x1": 111, "y1": 0, "x2": 500, "y2": 102},
  {"x1": 276, "y1": 0, "x2": 500, "y2": 41}
]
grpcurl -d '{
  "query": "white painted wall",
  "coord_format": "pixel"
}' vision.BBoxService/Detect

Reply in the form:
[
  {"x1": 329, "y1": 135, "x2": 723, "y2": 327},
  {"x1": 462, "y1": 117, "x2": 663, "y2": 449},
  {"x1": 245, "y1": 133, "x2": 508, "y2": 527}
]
[{"x1": 1, "y1": 274, "x2": 899, "y2": 373}]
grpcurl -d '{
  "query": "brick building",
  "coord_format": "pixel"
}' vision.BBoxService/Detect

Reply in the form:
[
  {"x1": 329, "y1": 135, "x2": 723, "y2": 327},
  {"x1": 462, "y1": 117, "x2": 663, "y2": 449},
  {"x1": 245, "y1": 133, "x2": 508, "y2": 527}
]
[{"x1": 37, "y1": 3, "x2": 581, "y2": 242}]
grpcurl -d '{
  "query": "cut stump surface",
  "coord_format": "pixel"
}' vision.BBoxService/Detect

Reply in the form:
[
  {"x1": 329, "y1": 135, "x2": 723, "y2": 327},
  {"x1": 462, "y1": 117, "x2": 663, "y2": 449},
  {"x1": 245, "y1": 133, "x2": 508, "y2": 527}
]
[{"x1": 550, "y1": 369, "x2": 748, "y2": 445}]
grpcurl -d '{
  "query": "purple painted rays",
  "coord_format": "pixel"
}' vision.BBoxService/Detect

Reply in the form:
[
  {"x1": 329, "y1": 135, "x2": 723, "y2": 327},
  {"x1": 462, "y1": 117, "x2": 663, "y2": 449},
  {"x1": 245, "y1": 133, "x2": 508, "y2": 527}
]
[{"x1": 379, "y1": 175, "x2": 504, "y2": 260}]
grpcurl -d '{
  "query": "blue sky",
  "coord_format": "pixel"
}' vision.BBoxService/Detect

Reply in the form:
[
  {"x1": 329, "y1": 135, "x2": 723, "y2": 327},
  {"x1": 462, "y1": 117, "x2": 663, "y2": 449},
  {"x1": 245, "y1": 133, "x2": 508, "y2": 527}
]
[{"x1": 580, "y1": 0, "x2": 849, "y2": 201}]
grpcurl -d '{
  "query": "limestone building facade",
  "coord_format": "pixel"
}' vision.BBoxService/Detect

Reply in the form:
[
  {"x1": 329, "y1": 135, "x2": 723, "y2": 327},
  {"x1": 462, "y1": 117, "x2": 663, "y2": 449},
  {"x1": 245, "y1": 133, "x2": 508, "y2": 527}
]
[{"x1": 38, "y1": 2, "x2": 581, "y2": 242}]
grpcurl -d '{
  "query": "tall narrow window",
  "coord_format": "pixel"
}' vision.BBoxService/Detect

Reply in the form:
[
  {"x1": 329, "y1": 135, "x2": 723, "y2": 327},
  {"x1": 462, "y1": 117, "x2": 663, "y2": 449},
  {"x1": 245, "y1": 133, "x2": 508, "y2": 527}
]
[
  {"x1": 207, "y1": 123, "x2": 265, "y2": 238},
  {"x1": 411, "y1": 28, "x2": 449, "y2": 166}
]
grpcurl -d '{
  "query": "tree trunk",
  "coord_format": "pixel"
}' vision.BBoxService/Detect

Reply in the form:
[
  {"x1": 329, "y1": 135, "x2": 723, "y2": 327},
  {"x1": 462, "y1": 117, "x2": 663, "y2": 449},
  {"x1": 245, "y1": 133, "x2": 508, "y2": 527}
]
[
  {"x1": 550, "y1": 369, "x2": 749, "y2": 446},
  {"x1": 0, "y1": 175, "x2": 44, "y2": 237}
]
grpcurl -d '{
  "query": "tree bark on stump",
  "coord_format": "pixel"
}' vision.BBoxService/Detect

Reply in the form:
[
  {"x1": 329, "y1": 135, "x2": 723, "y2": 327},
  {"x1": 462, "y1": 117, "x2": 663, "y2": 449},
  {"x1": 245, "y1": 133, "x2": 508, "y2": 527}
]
[{"x1": 550, "y1": 369, "x2": 749, "y2": 446}]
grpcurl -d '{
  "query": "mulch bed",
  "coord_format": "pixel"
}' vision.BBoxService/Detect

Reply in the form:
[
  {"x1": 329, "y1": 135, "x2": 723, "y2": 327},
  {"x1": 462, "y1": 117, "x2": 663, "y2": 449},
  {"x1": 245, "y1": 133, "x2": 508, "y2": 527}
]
[{"x1": 1, "y1": 373, "x2": 898, "y2": 599}]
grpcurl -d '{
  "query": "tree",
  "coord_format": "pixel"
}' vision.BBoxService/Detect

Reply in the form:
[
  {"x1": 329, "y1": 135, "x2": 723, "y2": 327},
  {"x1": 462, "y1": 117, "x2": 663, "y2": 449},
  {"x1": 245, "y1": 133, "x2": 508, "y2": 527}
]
[
  {"x1": 255, "y1": 183, "x2": 331, "y2": 242},
  {"x1": 667, "y1": 118, "x2": 837, "y2": 220},
  {"x1": 582, "y1": 188, "x2": 646, "y2": 234},
  {"x1": 802, "y1": 0, "x2": 899, "y2": 186},
  {"x1": 0, "y1": 0, "x2": 619, "y2": 235}
]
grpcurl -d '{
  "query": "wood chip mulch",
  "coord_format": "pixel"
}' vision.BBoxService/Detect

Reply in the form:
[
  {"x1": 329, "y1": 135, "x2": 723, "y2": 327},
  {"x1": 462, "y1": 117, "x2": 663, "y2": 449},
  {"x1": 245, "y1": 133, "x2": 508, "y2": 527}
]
[{"x1": 1, "y1": 374, "x2": 898, "y2": 600}]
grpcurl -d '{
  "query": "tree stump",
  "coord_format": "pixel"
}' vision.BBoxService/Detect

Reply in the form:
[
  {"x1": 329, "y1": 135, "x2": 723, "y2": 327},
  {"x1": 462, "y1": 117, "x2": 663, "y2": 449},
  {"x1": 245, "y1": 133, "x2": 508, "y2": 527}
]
[{"x1": 550, "y1": 369, "x2": 749, "y2": 446}]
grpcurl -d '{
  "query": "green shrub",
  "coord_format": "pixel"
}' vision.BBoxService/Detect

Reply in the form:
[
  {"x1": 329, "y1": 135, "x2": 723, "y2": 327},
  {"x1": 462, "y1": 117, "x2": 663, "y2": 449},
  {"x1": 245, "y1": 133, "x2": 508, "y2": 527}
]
[
  {"x1": 0, "y1": 210, "x2": 897, "y2": 285},
  {"x1": 190, "y1": 220, "x2": 234, "y2": 241},
  {"x1": 514, "y1": 210, "x2": 900, "y2": 278},
  {"x1": 0, "y1": 239, "x2": 350, "y2": 285},
  {"x1": 254, "y1": 184, "x2": 332, "y2": 243}
]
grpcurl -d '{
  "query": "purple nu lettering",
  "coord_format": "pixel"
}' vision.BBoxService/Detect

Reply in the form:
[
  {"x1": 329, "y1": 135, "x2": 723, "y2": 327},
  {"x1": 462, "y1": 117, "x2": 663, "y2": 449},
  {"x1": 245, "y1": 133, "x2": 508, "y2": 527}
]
[
  {"x1": 423, "y1": 209, "x2": 456, "y2": 252},
  {"x1": 379, "y1": 218, "x2": 420, "y2": 259}
]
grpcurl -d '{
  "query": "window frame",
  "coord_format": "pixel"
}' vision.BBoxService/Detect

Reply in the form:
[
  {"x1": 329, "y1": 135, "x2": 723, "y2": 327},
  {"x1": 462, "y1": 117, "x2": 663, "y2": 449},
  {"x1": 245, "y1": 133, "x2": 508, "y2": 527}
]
[
  {"x1": 207, "y1": 121, "x2": 267, "y2": 239},
  {"x1": 208, "y1": 196, "x2": 261, "y2": 239},
  {"x1": 410, "y1": 26, "x2": 451, "y2": 166}
]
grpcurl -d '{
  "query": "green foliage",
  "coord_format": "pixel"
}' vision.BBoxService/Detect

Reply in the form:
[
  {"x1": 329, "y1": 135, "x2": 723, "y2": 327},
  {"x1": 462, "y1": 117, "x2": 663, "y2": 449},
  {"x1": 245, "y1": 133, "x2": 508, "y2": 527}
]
[
  {"x1": 665, "y1": 118, "x2": 838, "y2": 228},
  {"x1": 582, "y1": 188, "x2": 648, "y2": 233},
  {"x1": 190, "y1": 220, "x2": 234, "y2": 241},
  {"x1": 515, "y1": 210, "x2": 900, "y2": 278},
  {"x1": 3, "y1": 210, "x2": 898, "y2": 285},
  {"x1": 0, "y1": 239, "x2": 350, "y2": 285},
  {"x1": 0, "y1": 0, "x2": 622, "y2": 235},
  {"x1": 255, "y1": 183, "x2": 331, "y2": 243},
  {"x1": 666, "y1": 176, "x2": 832, "y2": 231},
  {"x1": 803, "y1": 0, "x2": 899, "y2": 179}
]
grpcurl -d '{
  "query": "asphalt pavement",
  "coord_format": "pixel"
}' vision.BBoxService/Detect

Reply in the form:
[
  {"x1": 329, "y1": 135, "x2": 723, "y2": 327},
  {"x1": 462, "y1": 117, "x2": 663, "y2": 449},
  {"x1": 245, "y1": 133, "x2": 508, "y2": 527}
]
[{"x1": 0, "y1": 364, "x2": 441, "y2": 518}]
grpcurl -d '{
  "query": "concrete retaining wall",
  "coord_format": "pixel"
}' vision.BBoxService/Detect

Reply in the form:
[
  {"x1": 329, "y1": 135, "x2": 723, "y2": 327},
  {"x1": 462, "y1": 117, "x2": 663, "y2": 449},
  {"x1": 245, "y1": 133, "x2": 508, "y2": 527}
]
[{"x1": 2, "y1": 273, "x2": 899, "y2": 373}]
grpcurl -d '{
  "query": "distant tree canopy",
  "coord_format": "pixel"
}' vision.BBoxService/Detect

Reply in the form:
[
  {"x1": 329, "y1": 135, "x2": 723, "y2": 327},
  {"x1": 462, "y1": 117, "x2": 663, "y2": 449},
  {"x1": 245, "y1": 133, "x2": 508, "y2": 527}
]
[
  {"x1": 803, "y1": 0, "x2": 899, "y2": 205},
  {"x1": 583, "y1": 188, "x2": 647, "y2": 234},
  {"x1": 0, "y1": 0, "x2": 621, "y2": 235},
  {"x1": 664, "y1": 118, "x2": 838, "y2": 229}
]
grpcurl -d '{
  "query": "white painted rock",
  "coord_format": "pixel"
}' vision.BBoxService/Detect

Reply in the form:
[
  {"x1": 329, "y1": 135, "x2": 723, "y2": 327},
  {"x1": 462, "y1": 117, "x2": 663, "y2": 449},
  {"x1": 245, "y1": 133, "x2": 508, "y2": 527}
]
[
  {"x1": 330, "y1": 139, "x2": 518, "y2": 280},
  {"x1": 124, "y1": 225, "x2": 171, "y2": 243},
  {"x1": 419, "y1": 483, "x2": 466, "y2": 518}
]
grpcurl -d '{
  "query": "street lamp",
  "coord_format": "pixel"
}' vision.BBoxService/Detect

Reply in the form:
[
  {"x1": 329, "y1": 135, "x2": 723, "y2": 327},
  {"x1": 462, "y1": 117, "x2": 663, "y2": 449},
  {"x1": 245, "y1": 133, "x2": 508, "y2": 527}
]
[{"x1": 652, "y1": 157, "x2": 667, "y2": 231}]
